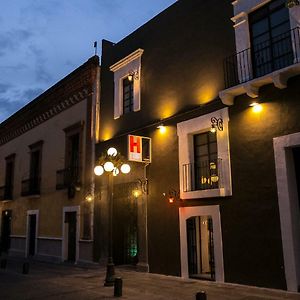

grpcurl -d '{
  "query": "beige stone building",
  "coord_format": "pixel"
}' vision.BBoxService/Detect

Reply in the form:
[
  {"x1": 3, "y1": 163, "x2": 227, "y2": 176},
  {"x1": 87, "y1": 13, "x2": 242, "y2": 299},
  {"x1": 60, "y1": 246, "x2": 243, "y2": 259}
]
[{"x1": 0, "y1": 56, "x2": 100, "y2": 263}]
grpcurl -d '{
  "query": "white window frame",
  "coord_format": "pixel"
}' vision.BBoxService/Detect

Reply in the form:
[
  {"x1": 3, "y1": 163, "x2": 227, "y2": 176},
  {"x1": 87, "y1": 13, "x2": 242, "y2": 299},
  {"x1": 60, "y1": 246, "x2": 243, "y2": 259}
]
[
  {"x1": 25, "y1": 210, "x2": 39, "y2": 257},
  {"x1": 110, "y1": 49, "x2": 144, "y2": 119},
  {"x1": 273, "y1": 132, "x2": 300, "y2": 292},
  {"x1": 179, "y1": 205, "x2": 224, "y2": 282},
  {"x1": 62, "y1": 206, "x2": 80, "y2": 263},
  {"x1": 177, "y1": 108, "x2": 232, "y2": 200}
]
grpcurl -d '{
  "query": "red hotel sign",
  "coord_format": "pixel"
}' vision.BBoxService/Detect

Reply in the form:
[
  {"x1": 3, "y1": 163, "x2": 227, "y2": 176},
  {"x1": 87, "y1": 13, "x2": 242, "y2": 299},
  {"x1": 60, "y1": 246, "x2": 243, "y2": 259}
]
[{"x1": 128, "y1": 135, "x2": 151, "y2": 163}]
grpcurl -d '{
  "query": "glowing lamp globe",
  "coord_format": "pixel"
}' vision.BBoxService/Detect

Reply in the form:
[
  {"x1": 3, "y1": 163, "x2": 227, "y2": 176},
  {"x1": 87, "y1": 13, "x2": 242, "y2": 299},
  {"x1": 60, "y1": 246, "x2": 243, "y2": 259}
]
[
  {"x1": 94, "y1": 165, "x2": 104, "y2": 176},
  {"x1": 107, "y1": 147, "x2": 118, "y2": 157},
  {"x1": 104, "y1": 161, "x2": 114, "y2": 172},
  {"x1": 121, "y1": 163, "x2": 131, "y2": 174}
]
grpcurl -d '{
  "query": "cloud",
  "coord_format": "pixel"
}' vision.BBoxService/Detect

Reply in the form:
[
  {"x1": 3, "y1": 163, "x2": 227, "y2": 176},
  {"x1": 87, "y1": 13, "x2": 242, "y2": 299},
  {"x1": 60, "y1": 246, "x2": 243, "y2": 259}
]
[
  {"x1": 28, "y1": 45, "x2": 53, "y2": 83},
  {"x1": 0, "y1": 29, "x2": 33, "y2": 56},
  {"x1": 0, "y1": 83, "x2": 12, "y2": 94}
]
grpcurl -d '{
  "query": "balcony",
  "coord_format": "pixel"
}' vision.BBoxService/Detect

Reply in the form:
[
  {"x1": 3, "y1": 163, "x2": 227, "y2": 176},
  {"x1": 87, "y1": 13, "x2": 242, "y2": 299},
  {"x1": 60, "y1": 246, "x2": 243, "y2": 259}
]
[
  {"x1": 0, "y1": 185, "x2": 13, "y2": 201},
  {"x1": 182, "y1": 159, "x2": 223, "y2": 193},
  {"x1": 56, "y1": 167, "x2": 80, "y2": 190},
  {"x1": 220, "y1": 27, "x2": 300, "y2": 105},
  {"x1": 21, "y1": 178, "x2": 40, "y2": 197}
]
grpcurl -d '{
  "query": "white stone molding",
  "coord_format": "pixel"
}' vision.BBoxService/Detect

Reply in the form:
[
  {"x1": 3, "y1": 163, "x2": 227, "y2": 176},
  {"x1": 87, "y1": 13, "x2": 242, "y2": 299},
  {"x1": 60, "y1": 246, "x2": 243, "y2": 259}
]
[
  {"x1": 273, "y1": 132, "x2": 300, "y2": 292},
  {"x1": 177, "y1": 108, "x2": 232, "y2": 200},
  {"x1": 110, "y1": 49, "x2": 144, "y2": 119},
  {"x1": 62, "y1": 206, "x2": 80, "y2": 263},
  {"x1": 179, "y1": 205, "x2": 224, "y2": 282},
  {"x1": 25, "y1": 210, "x2": 39, "y2": 257}
]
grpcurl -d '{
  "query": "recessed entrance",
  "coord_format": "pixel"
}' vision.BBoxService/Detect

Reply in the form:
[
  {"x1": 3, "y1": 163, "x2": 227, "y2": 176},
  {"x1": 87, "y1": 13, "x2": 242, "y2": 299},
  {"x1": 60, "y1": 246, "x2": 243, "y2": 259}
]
[
  {"x1": 28, "y1": 214, "x2": 37, "y2": 256},
  {"x1": 187, "y1": 215, "x2": 215, "y2": 280},
  {"x1": 64, "y1": 211, "x2": 77, "y2": 262},
  {"x1": 1, "y1": 210, "x2": 12, "y2": 253}
]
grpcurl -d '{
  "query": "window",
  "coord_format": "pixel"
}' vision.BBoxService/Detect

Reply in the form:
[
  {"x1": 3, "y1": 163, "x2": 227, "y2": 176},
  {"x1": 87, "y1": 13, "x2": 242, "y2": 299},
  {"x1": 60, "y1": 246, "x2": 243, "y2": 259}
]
[
  {"x1": 110, "y1": 49, "x2": 144, "y2": 119},
  {"x1": 177, "y1": 108, "x2": 231, "y2": 199},
  {"x1": 0, "y1": 154, "x2": 15, "y2": 201},
  {"x1": 22, "y1": 141, "x2": 43, "y2": 196},
  {"x1": 123, "y1": 77, "x2": 134, "y2": 114},
  {"x1": 193, "y1": 132, "x2": 219, "y2": 191},
  {"x1": 57, "y1": 122, "x2": 83, "y2": 191},
  {"x1": 249, "y1": 0, "x2": 292, "y2": 77}
]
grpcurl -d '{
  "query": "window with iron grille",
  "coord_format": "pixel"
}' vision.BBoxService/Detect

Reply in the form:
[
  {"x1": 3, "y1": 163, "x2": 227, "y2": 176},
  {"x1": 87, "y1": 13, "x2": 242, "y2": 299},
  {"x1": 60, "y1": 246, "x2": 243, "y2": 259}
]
[
  {"x1": 123, "y1": 77, "x2": 134, "y2": 114},
  {"x1": 193, "y1": 132, "x2": 218, "y2": 190},
  {"x1": 249, "y1": 0, "x2": 292, "y2": 78}
]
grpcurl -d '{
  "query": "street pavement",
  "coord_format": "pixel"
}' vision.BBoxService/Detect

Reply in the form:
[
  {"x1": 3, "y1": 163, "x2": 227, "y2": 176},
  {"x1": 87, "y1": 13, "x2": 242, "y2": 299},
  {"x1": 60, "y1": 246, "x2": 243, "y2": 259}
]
[{"x1": 0, "y1": 257, "x2": 300, "y2": 300}]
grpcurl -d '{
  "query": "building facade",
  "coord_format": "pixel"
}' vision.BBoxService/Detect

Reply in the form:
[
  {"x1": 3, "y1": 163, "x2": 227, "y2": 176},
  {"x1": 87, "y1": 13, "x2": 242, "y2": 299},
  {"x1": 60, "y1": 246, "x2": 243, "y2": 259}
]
[
  {"x1": 95, "y1": 0, "x2": 235, "y2": 282},
  {"x1": 95, "y1": 0, "x2": 300, "y2": 292},
  {"x1": 0, "y1": 56, "x2": 100, "y2": 264}
]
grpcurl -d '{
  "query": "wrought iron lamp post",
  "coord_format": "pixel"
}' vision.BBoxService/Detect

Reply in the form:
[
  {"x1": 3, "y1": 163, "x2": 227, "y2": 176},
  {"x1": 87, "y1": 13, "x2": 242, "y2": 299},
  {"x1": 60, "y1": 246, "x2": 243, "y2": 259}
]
[{"x1": 94, "y1": 147, "x2": 131, "y2": 286}]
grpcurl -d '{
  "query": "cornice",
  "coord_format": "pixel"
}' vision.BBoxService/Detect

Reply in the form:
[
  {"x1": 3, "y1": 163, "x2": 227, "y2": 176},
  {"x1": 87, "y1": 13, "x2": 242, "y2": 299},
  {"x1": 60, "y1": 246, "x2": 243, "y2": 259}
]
[
  {"x1": 110, "y1": 48, "x2": 144, "y2": 72},
  {"x1": 0, "y1": 88, "x2": 89, "y2": 146}
]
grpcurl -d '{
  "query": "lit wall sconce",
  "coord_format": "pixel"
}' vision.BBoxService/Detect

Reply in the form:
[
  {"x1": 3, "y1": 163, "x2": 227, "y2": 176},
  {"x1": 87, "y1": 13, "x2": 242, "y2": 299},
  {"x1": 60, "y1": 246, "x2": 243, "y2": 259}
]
[
  {"x1": 128, "y1": 70, "x2": 139, "y2": 81},
  {"x1": 164, "y1": 189, "x2": 181, "y2": 204},
  {"x1": 85, "y1": 193, "x2": 93, "y2": 202},
  {"x1": 210, "y1": 117, "x2": 223, "y2": 133},
  {"x1": 250, "y1": 102, "x2": 263, "y2": 113},
  {"x1": 157, "y1": 124, "x2": 166, "y2": 134},
  {"x1": 286, "y1": 0, "x2": 299, "y2": 8}
]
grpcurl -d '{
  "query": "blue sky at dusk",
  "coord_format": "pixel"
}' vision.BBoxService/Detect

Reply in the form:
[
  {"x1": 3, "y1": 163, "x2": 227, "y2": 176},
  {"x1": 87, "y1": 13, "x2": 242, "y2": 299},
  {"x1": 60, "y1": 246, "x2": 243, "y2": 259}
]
[{"x1": 0, "y1": 0, "x2": 176, "y2": 122}]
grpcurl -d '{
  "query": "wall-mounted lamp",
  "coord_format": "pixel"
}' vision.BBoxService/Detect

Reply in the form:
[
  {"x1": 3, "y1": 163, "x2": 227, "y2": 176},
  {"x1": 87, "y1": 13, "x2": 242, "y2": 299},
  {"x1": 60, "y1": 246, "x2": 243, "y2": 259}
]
[
  {"x1": 157, "y1": 124, "x2": 166, "y2": 134},
  {"x1": 85, "y1": 193, "x2": 93, "y2": 202},
  {"x1": 128, "y1": 70, "x2": 139, "y2": 81},
  {"x1": 286, "y1": 0, "x2": 299, "y2": 8},
  {"x1": 250, "y1": 102, "x2": 263, "y2": 113},
  {"x1": 210, "y1": 117, "x2": 223, "y2": 133},
  {"x1": 164, "y1": 189, "x2": 181, "y2": 204}
]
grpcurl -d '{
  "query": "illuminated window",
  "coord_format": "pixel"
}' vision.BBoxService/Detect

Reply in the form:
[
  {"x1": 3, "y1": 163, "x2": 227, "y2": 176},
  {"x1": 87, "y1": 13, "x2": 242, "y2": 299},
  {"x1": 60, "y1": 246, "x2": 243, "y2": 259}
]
[
  {"x1": 194, "y1": 132, "x2": 218, "y2": 191},
  {"x1": 123, "y1": 77, "x2": 134, "y2": 114},
  {"x1": 110, "y1": 49, "x2": 144, "y2": 119},
  {"x1": 177, "y1": 108, "x2": 231, "y2": 199}
]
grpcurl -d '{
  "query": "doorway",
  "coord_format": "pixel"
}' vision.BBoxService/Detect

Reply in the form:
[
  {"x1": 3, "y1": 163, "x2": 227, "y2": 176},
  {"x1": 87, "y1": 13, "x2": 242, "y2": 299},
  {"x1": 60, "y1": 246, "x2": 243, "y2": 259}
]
[
  {"x1": 179, "y1": 205, "x2": 224, "y2": 282},
  {"x1": 28, "y1": 214, "x2": 36, "y2": 256},
  {"x1": 187, "y1": 215, "x2": 215, "y2": 280},
  {"x1": 26, "y1": 210, "x2": 38, "y2": 257},
  {"x1": 1, "y1": 210, "x2": 12, "y2": 253},
  {"x1": 293, "y1": 147, "x2": 300, "y2": 212},
  {"x1": 64, "y1": 211, "x2": 77, "y2": 262}
]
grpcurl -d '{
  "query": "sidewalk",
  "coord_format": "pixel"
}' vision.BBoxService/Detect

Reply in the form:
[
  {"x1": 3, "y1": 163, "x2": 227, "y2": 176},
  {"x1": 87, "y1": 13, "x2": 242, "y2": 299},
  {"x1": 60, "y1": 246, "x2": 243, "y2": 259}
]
[{"x1": 0, "y1": 257, "x2": 300, "y2": 300}]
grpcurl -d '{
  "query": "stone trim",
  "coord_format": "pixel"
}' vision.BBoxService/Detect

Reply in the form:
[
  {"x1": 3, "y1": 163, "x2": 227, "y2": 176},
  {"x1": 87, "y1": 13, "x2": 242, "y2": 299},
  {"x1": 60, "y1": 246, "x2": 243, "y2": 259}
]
[{"x1": 0, "y1": 88, "x2": 89, "y2": 146}]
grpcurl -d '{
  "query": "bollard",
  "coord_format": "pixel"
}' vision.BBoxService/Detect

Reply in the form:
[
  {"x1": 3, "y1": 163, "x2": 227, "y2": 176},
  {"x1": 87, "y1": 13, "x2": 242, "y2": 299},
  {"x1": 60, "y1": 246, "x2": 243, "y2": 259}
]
[
  {"x1": 196, "y1": 291, "x2": 207, "y2": 300},
  {"x1": 22, "y1": 262, "x2": 29, "y2": 274},
  {"x1": 0, "y1": 258, "x2": 7, "y2": 269},
  {"x1": 114, "y1": 277, "x2": 123, "y2": 297}
]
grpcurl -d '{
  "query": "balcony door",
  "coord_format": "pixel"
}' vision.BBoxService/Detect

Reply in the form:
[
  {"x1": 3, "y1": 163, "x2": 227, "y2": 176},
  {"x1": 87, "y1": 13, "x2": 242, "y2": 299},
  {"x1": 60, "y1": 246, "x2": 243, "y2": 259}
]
[{"x1": 249, "y1": 0, "x2": 292, "y2": 78}]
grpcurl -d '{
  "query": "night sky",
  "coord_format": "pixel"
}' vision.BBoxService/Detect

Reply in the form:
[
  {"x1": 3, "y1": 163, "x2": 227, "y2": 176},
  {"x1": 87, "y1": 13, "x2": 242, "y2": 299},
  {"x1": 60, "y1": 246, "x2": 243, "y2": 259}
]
[{"x1": 0, "y1": 0, "x2": 176, "y2": 122}]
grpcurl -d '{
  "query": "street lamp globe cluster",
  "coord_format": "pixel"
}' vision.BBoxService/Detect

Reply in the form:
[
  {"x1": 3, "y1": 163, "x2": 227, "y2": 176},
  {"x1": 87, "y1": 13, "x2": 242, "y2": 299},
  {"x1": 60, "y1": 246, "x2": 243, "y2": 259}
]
[
  {"x1": 94, "y1": 147, "x2": 131, "y2": 177},
  {"x1": 93, "y1": 147, "x2": 130, "y2": 286}
]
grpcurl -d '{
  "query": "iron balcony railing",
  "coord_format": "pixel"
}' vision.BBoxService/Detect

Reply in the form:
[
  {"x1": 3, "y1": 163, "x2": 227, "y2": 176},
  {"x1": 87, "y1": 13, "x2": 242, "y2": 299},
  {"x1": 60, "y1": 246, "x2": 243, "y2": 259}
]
[
  {"x1": 183, "y1": 158, "x2": 223, "y2": 192},
  {"x1": 0, "y1": 185, "x2": 13, "y2": 201},
  {"x1": 21, "y1": 177, "x2": 40, "y2": 196},
  {"x1": 56, "y1": 167, "x2": 80, "y2": 190},
  {"x1": 224, "y1": 27, "x2": 300, "y2": 89}
]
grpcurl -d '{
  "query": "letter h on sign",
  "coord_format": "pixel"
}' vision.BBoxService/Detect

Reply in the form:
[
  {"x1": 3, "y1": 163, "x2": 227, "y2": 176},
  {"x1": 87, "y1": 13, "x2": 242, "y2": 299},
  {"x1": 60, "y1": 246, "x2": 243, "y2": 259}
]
[{"x1": 128, "y1": 135, "x2": 151, "y2": 163}]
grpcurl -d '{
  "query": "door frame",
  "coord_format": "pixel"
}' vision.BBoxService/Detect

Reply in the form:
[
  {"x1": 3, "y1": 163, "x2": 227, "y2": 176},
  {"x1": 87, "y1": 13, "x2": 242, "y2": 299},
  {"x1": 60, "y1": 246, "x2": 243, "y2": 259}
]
[
  {"x1": 274, "y1": 132, "x2": 300, "y2": 291},
  {"x1": 62, "y1": 206, "x2": 80, "y2": 262},
  {"x1": 25, "y1": 210, "x2": 39, "y2": 257},
  {"x1": 179, "y1": 205, "x2": 224, "y2": 282}
]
